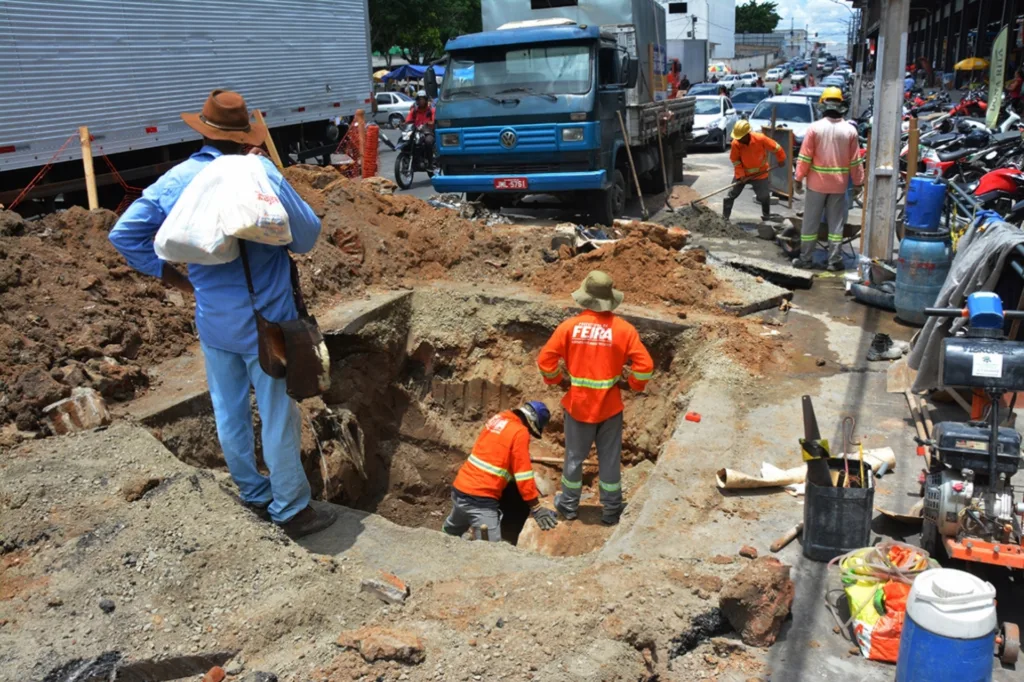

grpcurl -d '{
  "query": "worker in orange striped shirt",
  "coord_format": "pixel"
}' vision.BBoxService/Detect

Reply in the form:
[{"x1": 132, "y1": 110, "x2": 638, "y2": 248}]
[
  {"x1": 444, "y1": 401, "x2": 558, "y2": 541},
  {"x1": 537, "y1": 271, "x2": 654, "y2": 526}
]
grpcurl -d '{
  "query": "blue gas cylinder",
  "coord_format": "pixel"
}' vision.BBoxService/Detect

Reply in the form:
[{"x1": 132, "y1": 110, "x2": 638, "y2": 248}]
[
  {"x1": 895, "y1": 568, "x2": 997, "y2": 682},
  {"x1": 904, "y1": 176, "x2": 947, "y2": 231},
  {"x1": 895, "y1": 231, "x2": 953, "y2": 325}
]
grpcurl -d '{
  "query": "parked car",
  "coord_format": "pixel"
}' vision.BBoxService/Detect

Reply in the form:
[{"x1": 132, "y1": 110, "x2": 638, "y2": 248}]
[
  {"x1": 817, "y1": 57, "x2": 827, "y2": 70},
  {"x1": 374, "y1": 91, "x2": 414, "y2": 128},
  {"x1": 821, "y1": 76, "x2": 850, "y2": 97},
  {"x1": 791, "y1": 86, "x2": 826, "y2": 106},
  {"x1": 765, "y1": 68, "x2": 785, "y2": 82},
  {"x1": 719, "y1": 73, "x2": 742, "y2": 91},
  {"x1": 747, "y1": 95, "x2": 818, "y2": 152},
  {"x1": 740, "y1": 72, "x2": 759, "y2": 87},
  {"x1": 791, "y1": 71, "x2": 808, "y2": 86},
  {"x1": 730, "y1": 87, "x2": 772, "y2": 117},
  {"x1": 688, "y1": 82, "x2": 724, "y2": 96},
  {"x1": 691, "y1": 95, "x2": 739, "y2": 151}
]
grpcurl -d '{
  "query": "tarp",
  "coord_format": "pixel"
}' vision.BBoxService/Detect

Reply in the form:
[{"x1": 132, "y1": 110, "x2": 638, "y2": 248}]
[{"x1": 382, "y1": 64, "x2": 446, "y2": 82}]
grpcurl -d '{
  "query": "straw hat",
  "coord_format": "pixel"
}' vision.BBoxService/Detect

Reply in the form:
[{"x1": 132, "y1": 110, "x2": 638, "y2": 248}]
[
  {"x1": 572, "y1": 270, "x2": 624, "y2": 312},
  {"x1": 181, "y1": 90, "x2": 266, "y2": 146}
]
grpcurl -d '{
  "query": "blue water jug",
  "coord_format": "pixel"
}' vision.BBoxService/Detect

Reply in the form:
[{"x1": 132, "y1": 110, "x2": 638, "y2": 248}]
[
  {"x1": 895, "y1": 568, "x2": 997, "y2": 682},
  {"x1": 904, "y1": 176, "x2": 946, "y2": 231}
]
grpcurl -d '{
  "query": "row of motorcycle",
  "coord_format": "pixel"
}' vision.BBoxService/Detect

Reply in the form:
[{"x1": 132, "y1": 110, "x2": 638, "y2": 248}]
[{"x1": 856, "y1": 88, "x2": 1024, "y2": 222}]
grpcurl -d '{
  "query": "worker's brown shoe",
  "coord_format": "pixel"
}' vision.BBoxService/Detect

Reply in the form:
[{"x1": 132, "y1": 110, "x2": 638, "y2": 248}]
[
  {"x1": 277, "y1": 505, "x2": 338, "y2": 539},
  {"x1": 240, "y1": 500, "x2": 271, "y2": 522}
]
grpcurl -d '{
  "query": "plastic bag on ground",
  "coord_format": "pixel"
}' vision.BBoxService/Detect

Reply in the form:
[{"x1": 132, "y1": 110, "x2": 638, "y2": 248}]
[{"x1": 155, "y1": 155, "x2": 292, "y2": 265}]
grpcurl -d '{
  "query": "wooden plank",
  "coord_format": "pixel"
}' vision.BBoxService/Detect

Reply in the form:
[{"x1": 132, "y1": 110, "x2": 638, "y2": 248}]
[
  {"x1": 78, "y1": 126, "x2": 98, "y2": 210},
  {"x1": 253, "y1": 109, "x2": 283, "y2": 169},
  {"x1": 906, "y1": 117, "x2": 919, "y2": 182}
]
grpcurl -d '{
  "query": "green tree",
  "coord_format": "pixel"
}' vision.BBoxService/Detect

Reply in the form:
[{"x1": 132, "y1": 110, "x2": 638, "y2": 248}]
[
  {"x1": 370, "y1": 0, "x2": 481, "y2": 66},
  {"x1": 735, "y1": 0, "x2": 782, "y2": 34}
]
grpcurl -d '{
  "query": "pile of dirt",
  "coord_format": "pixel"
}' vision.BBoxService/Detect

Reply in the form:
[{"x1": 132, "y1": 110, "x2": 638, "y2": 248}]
[
  {"x1": 0, "y1": 207, "x2": 195, "y2": 433},
  {"x1": 284, "y1": 165, "x2": 542, "y2": 305},
  {"x1": 660, "y1": 203, "x2": 754, "y2": 240},
  {"x1": 529, "y1": 232, "x2": 722, "y2": 309}
]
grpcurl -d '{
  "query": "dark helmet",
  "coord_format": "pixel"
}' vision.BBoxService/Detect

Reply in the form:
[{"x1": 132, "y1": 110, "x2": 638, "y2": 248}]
[
  {"x1": 964, "y1": 129, "x2": 990, "y2": 148},
  {"x1": 514, "y1": 401, "x2": 551, "y2": 438}
]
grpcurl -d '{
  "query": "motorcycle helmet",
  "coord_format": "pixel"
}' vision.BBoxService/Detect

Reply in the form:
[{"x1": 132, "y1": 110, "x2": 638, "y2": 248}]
[
  {"x1": 416, "y1": 89, "x2": 427, "y2": 98},
  {"x1": 956, "y1": 119, "x2": 975, "y2": 134},
  {"x1": 964, "y1": 129, "x2": 990, "y2": 148}
]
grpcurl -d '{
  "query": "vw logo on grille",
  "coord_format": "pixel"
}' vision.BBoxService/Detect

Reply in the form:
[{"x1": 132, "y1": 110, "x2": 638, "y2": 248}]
[{"x1": 499, "y1": 129, "x2": 518, "y2": 149}]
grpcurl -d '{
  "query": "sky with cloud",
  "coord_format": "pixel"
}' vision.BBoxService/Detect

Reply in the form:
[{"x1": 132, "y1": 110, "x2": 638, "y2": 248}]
[{"x1": 769, "y1": 0, "x2": 858, "y2": 47}]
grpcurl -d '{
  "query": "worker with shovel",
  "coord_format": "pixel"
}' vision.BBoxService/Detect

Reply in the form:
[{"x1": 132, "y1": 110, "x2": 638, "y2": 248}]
[
  {"x1": 443, "y1": 401, "x2": 559, "y2": 541},
  {"x1": 792, "y1": 87, "x2": 864, "y2": 271},
  {"x1": 537, "y1": 271, "x2": 654, "y2": 526},
  {"x1": 723, "y1": 119, "x2": 787, "y2": 222}
]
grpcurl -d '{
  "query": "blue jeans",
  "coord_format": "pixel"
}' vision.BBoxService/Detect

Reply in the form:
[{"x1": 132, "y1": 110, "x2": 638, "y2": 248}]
[{"x1": 201, "y1": 343, "x2": 310, "y2": 523}]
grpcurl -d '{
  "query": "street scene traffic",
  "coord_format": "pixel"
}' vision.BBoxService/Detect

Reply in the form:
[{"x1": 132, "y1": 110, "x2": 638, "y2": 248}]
[{"x1": 3, "y1": 0, "x2": 1024, "y2": 680}]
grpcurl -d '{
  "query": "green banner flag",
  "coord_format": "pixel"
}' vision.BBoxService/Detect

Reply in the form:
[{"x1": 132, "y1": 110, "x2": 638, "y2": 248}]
[{"x1": 988, "y1": 26, "x2": 1009, "y2": 129}]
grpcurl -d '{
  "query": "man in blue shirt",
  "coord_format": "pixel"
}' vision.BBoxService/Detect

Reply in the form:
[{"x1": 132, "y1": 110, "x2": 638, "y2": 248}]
[
  {"x1": 904, "y1": 72, "x2": 915, "y2": 93},
  {"x1": 109, "y1": 90, "x2": 335, "y2": 539}
]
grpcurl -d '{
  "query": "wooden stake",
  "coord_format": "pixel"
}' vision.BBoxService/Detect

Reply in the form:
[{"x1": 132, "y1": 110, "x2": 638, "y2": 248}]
[
  {"x1": 253, "y1": 110, "x2": 283, "y2": 169},
  {"x1": 78, "y1": 126, "x2": 98, "y2": 210},
  {"x1": 355, "y1": 109, "x2": 367, "y2": 174},
  {"x1": 770, "y1": 523, "x2": 803, "y2": 553},
  {"x1": 905, "y1": 390, "x2": 932, "y2": 468},
  {"x1": 906, "y1": 117, "x2": 919, "y2": 182}
]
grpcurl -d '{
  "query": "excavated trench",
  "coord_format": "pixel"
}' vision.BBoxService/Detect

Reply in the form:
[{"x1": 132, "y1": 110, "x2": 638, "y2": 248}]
[{"x1": 151, "y1": 289, "x2": 695, "y2": 554}]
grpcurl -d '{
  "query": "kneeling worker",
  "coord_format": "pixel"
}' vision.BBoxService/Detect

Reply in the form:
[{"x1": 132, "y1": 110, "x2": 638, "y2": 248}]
[
  {"x1": 443, "y1": 401, "x2": 559, "y2": 541},
  {"x1": 724, "y1": 119, "x2": 787, "y2": 222}
]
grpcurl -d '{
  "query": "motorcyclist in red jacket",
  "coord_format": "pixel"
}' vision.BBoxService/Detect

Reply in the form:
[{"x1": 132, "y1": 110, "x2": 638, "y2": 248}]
[{"x1": 406, "y1": 90, "x2": 435, "y2": 127}]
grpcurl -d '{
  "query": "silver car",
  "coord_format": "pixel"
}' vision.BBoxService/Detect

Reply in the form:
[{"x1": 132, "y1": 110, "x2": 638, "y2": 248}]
[
  {"x1": 374, "y1": 91, "x2": 414, "y2": 128},
  {"x1": 691, "y1": 96, "x2": 739, "y2": 152}
]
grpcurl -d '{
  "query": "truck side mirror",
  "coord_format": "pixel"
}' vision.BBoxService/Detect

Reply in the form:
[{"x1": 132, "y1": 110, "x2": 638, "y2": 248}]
[
  {"x1": 623, "y1": 57, "x2": 638, "y2": 89},
  {"x1": 425, "y1": 67, "x2": 439, "y2": 100}
]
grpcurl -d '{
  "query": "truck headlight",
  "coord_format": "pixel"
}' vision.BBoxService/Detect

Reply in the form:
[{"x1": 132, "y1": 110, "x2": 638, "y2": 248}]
[
  {"x1": 562, "y1": 127, "x2": 584, "y2": 142},
  {"x1": 440, "y1": 132, "x2": 460, "y2": 147}
]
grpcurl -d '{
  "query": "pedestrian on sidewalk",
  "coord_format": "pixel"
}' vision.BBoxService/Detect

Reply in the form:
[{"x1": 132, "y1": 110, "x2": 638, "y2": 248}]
[
  {"x1": 109, "y1": 90, "x2": 336, "y2": 539},
  {"x1": 537, "y1": 271, "x2": 654, "y2": 526},
  {"x1": 792, "y1": 87, "x2": 865, "y2": 271},
  {"x1": 723, "y1": 119, "x2": 786, "y2": 221},
  {"x1": 443, "y1": 402, "x2": 559, "y2": 541}
]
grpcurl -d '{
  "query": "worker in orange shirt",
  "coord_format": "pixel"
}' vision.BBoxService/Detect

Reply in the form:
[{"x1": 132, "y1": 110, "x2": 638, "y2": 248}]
[
  {"x1": 723, "y1": 119, "x2": 787, "y2": 221},
  {"x1": 443, "y1": 401, "x2": 558, "y2": 541},
  {"x1": 537, "y1": 271, "x2": 654, "y2": 526}
]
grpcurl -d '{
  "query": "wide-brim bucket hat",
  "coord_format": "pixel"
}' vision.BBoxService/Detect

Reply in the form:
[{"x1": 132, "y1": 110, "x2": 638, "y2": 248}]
[
  {"x1": 181, "y1": 89, "x2": 267, "y2": 146},
  {"x1": 571, "y1": 270, "x2": 624, "y2": 312}
]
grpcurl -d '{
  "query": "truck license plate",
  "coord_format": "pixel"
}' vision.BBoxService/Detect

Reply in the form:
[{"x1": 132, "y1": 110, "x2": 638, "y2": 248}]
[{"x1": 494, "y1": 177, "x2": 528, "y2": 190}]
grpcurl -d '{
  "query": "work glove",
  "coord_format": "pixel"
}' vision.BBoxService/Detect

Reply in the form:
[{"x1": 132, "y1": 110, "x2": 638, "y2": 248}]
[
  {"x1": 794, "y1": 180, "x2": 804, "y2": 194},
  {"x1": 531, "y1": 507, "x2": 559, "y2": 531}
]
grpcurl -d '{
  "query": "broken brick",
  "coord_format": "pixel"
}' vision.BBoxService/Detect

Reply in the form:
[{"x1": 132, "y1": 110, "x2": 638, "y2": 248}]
[
  {"x1": 719, "y1": 557, "x2": 795, "y2": 648},
  {"x1": 336, "y1": 626, "x2": 425, "y2": 664},
  {"x1": 42, "y1": 387, "x2": 111, "y2": 435},
  {"x1": 738, "y1": 545, "x2": 759, "y2": 560},
  {"x1": 202, "y1": 667, "x2": 227, "y2": 682},
  {"x1": 122, "y1": 476, "x2": 162, "y2": 502},
  {"x1": 360, "y1": 572, "x2": 409, "y2": 605}
]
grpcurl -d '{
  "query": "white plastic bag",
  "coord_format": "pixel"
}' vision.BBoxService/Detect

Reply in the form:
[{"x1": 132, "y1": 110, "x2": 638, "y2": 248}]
[{"x1": 155, "y1": 155, "x2": 292, "y2": 265}]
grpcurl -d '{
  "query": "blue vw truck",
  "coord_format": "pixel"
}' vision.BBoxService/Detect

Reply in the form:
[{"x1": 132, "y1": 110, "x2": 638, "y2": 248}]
[{"x1": 428, "y1": 0, "x2": 694, "y2": 225}]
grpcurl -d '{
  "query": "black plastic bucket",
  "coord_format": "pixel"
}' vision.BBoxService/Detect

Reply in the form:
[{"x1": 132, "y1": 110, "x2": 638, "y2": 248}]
[{"x1": 802, "y1": 459, "x2": 875, "y2": 562}]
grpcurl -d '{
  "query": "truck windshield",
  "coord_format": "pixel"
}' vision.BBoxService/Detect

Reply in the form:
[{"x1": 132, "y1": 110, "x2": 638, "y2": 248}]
[{"x1": 442, "y1": 44, "x2": 592, "y2": 100}]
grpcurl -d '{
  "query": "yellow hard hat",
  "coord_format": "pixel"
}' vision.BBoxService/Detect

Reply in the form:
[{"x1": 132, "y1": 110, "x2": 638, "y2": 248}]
[
  {"x1": 820, "y1": 86, "x2": 844, "y2": 103},
  {"x1": 732, "y1": 119, "x2": 751, "y2": 140}
]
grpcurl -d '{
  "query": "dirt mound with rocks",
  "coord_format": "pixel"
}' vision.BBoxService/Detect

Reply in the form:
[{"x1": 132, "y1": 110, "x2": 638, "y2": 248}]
[
  {"x1": 529, "y1": 233, "x2": 722, "y2": 309},
  {"x1": 660, "y1": 204, "x2": 754, "y2": 240},
  {"x1": 0, "y1": 207, "x2": 195, "y2": 433}
]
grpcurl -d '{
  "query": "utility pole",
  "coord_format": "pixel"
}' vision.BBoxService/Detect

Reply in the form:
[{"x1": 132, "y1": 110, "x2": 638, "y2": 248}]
[{"x1": 864, "y1": 0, "x2": 911, "y2": 261}]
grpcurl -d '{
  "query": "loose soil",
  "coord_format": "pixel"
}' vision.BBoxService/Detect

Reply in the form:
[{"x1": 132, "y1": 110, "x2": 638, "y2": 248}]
[{"x1": 660, "y1": 204, "x2": 754, "y2": 240}]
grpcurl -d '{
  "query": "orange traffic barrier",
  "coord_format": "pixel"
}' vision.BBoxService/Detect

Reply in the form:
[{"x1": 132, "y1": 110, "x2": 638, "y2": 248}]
[{"x1": 363, "y1": 124, "x2": 380, "y2": 178}]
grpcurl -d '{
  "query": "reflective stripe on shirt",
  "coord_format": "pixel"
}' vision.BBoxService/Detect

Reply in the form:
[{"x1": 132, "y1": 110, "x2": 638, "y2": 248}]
[
  {"x1": 569, "y1": 374, "x2": 619, "y2": 390},
  {"x1": 468, "y1": 454, "x2": 511, "y2": 481}
]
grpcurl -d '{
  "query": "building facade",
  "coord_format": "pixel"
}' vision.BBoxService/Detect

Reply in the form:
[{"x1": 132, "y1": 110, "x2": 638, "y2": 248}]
[
  {"x1": 853, "y1": 0, "x2": 1024, "y2": 83},
  {"x1": 663, "y1": 0, "x2": 736, "y2": 59}
]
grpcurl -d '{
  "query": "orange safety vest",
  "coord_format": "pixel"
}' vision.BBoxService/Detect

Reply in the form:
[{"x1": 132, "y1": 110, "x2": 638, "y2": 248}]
[
  {"x1": 537, "y1": 310, "x2": 654, "y2": 424},
  {"x1": 730, "y1": 131, "x2": 786, "y2": 181},
  {"x1": 452, "y1": 411, "x2": 540, "y2": 503}
]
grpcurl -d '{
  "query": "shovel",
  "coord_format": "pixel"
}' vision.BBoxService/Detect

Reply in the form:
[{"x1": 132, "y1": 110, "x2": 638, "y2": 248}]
[{"x1": 690, "y1": 179, "x2": 744, "y2": 209}]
